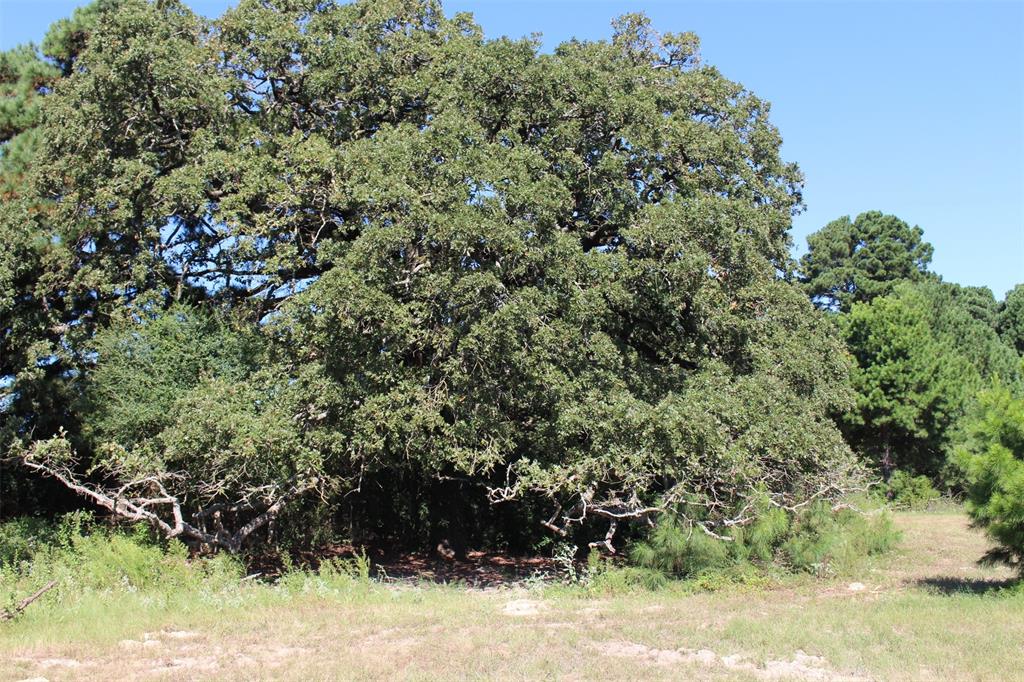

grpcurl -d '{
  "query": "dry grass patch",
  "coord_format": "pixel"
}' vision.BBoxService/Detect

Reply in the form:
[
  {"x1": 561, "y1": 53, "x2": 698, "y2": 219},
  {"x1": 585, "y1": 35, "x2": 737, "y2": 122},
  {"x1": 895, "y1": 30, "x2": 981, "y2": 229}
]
[{"x1": 1, "y1": 511, "x2": 1022, "y2": 681}]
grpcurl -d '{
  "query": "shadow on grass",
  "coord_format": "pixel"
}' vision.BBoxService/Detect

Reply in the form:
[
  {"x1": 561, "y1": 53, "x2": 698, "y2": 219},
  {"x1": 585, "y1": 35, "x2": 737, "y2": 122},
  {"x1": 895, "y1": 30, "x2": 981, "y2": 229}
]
[{"x1": 915, "y1": 576, "x2": 1019, "y2": 595}]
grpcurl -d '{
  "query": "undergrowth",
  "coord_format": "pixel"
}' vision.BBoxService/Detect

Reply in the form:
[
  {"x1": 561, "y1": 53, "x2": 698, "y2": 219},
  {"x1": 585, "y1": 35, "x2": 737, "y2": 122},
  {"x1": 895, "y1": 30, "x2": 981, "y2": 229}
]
[
  {"x1": 876, "y1": 471, "x2": 943, "y2": 510},
  {"x1": 0, "y1": 500, "x2": 903, "y2": 618},
  {"x1": 0, "y1": 512, "x2": 375, "y2": 624},
  {"x1": 535, "y1": 498, "x2": 902, "y2": 594},
  {"x1": 626, "y1": 499, "x2": 899, "y2": 583}
]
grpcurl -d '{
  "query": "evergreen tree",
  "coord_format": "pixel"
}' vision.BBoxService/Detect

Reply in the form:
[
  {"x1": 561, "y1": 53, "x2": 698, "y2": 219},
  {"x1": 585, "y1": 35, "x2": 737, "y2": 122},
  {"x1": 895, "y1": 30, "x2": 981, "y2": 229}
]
[
  {"x1": 842, "y1": 280, "x2": 1021, "y2": 480},
  {"x1": 799, "y1": 211, "x2": 933, "y2": 312},
  {"x1": 955, "y1": 384, "x2": 1024, "y2": 573},
  {"x1": 0, "y1": 3, "x2": 110, "y2": 514},
  {"x1": 998, "y1": 284, "x2": 1024, "y2": 355}
]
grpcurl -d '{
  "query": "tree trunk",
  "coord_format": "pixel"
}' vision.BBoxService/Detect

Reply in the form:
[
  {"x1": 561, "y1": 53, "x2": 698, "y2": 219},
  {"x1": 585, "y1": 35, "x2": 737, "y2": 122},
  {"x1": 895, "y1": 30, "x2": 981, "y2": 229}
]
[
  {"x1": 429, "y1": 478, "x2": 467, "y2": 561},
  {"x1": 880, "y1": 426, "x2": 894, "y2": 483}
]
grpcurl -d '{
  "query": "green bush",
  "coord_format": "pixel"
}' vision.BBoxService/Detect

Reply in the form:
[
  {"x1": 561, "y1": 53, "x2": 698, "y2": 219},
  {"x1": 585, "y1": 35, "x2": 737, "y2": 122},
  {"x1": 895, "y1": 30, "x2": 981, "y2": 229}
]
[
  {"x1": 954, "y1": 384, "x2": 1024, "y2": 572},
  {"x1": 880, "y1": 471, "x2": 942, "y2": 510},
  {"x1": 629, "y1": 501, "x2": 899, "y2": 581},
  {"x1": 728, "y1": 506, "x2": 791, "y2": 563},
  {"x1": 690, "y1": 563, "x2": 771, "y2": 592},
  {"x1": 630, "y1": 501, "x2": 790, "y2": 579},
  {"x1": 781, "y1": 502, "x2": 900, "y2": 576},
  {"x1": 630, "y1": 519, "x2": 732, "y2": 577},
  {"x1": 584, "y1": 556, "x2": 669, "y2": 594},
  {"x1": 0, "y1": 513, "x2": 243, "y2": 600},
  {"x1": 0, "y1": 516, "x2": 60, "y2": 566}
]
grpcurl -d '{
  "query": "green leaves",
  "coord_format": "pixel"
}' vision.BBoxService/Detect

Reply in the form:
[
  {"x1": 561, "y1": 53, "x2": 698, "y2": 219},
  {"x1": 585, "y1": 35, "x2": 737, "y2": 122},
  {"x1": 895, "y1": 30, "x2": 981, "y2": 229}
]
[
  {"x1": 81, "y1": 305, "x2": 261, "y2": 451},
  {"x1": 799, "y1": 211, "x2": 934, "y2": 312},
  {"x1": 998, "y1": 284, "x2": 1024, "y2": 355},
  {"x1": 799, "y1": 206, "x2": 1022, "y2": 485},
  {"x1": 5, "y1": 0, "x2": 860, "y2": 551},
  {"x1": 955, "y1": 385, "x2": 1024, "y2": 572},
  {"x1": 841, "y1": 280, "x2": 1021, "y2": 478}
]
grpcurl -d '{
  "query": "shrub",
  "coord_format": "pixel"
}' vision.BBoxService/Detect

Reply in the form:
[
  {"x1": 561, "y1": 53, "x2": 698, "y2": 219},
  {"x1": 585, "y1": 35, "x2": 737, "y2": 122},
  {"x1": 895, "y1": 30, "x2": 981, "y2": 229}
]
[
  {"x1": 954, "y1": 385, "x2": 1024, "y2": 572},
  {"x1": 728, "y1": 506, "x2": 791, "y2": 563},
  {"x1": 630, "y1": 500, "x2": 791, "y2": 579},
  {"x1": 629, "y1": 501, "x2": 899, "y2": 581},
  {"x1": 0, "y1": 516, "x2": 60, "y2": 566},
  {"x1": 584, "y1": 558, "x2": 669, "y2": 594},
  {"x1": 781, "y1": 503, "x2": 899, "y2": 576},
  {"x1": 0, "y1": 513, "x2": 243, "y2": 599},
  {"x1": 630, "y1": 519, "x2": 732, "y2": 577},
  {"x1": 880, "y1": 471, "x2": 942, "y2": 510}
]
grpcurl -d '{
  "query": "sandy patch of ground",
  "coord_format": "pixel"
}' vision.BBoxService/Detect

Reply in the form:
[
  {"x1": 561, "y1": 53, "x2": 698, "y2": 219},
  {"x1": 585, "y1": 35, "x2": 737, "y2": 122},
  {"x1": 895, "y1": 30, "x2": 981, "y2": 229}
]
[
  {"x1": 596, "y1": 640, "x2": 870, "y2": 680},
  {"x1": 502, "y1": 598, "x2": 544, "y2": 616}
]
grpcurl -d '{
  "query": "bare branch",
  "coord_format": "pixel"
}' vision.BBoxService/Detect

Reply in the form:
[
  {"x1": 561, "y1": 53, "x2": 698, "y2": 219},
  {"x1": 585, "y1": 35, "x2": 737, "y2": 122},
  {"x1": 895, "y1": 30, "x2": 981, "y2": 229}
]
[
  {"x1": 19, "y1": 444, "x2": 318, "y2": 553},
  {"x1": 227, "y1": 476, "x2": 319, "y2": 551},
  {"x1": 1, "y1": 581, "x2": 57, "y2": 622},
  {"x1": 588, "y1": 519, "x2": 618, "y2": 554}
]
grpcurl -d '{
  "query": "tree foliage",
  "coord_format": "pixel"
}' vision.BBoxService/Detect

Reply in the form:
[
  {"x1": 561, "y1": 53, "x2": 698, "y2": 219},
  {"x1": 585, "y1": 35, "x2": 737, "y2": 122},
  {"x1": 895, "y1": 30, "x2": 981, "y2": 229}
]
[
  {"x1": 0, "y1": 5, "x2": 113, "y2": 512},
  {"x1": 955, "y1": 384, "x2": 1024, "y2": 572},
  {"x1": 842, "y1": 283, "x2": 970, "y2": 477},
  {"x1": 841, "y1": 280, "x2": 1021, "y2": 479},
  {"x1": 799, "y1": 211, "x2": 933, "y2": 312},
  {"x1": 998, "y1": 284, "x2": 1024, "y2": 355},
  {"x1": 3, "y1": 0, "x2": 862, "y2": 552}
]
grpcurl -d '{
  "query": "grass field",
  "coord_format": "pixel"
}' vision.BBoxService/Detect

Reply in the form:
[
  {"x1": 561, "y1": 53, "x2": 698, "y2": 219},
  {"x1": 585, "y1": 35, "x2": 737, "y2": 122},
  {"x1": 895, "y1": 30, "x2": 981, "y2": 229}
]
[{"x1": 2, "y1": 511, "x2": 1022, "y2": 681}]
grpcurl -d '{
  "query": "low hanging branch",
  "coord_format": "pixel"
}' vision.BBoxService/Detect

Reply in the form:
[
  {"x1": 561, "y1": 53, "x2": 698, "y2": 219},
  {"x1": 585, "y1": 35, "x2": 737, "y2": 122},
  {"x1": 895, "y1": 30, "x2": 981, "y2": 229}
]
[
  {"x1": 588, "y1": 519, "x2": 619, "y2": 554},
  {"x1": 492, "y1": 463, "x2": 867, "y2": 555},
  {"x1": 18, "y1": 441, "x2": 319, "y2": 553}
]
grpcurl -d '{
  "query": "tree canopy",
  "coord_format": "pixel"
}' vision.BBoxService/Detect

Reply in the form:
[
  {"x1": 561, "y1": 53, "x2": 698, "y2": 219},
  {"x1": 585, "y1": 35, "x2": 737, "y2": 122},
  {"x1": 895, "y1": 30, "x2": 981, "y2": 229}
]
[
  {"x1": 998, "y1": 284, "x2": 1024, "y2": 355},
  {"x1": 840, "y1": 280, "x2": 1021, "y2": 480},
  {"x1": 4, "y1": 0, "x2": 862, "y2": 553},
  {"x1": 798, "y1": 211, "x2": 933, "y2": 312}
]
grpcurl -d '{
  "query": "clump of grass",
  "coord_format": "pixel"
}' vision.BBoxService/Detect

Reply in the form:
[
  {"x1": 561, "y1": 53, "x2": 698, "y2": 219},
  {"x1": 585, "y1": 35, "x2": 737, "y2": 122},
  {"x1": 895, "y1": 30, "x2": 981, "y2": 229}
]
[
  {"x1": 0, "y1": 512, "x2": 245, "y2": 614},
  {"x1": 0, "y1": 511, "x2": 388, "y2": 629},
  {"x1": 581, "y1": 551, "x2": 668, "y2": 594},
  {"x1": 276, "y1": 553, "x2": 373, "y2": 596}
]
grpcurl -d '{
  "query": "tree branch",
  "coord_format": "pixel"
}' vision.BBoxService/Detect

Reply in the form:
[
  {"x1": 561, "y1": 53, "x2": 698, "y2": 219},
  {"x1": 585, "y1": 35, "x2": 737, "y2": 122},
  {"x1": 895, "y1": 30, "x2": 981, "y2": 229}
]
[{"x1": 19, "y1": 446, "x2": 317, "y2": 553}]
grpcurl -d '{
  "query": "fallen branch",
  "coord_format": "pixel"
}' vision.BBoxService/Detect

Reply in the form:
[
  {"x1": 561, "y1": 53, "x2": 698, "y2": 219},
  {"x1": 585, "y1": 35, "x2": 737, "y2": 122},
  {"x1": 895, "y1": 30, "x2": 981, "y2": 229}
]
[{"x1": 1, "y1": 581, "x2": 57, "y2": 622}]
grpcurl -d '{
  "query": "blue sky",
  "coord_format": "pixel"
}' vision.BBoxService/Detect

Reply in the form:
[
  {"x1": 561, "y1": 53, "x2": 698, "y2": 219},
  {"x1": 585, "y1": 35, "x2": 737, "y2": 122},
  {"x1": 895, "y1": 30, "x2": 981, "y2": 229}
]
[{"x1": 3, "y1": 0, "x2": 1022, "y2": 297}]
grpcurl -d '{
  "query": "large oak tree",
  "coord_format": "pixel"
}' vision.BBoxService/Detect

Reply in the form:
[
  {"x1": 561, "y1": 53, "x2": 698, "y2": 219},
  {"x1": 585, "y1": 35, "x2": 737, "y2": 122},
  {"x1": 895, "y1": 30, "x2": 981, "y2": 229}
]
[{"x1": 3, "y1": 0, "x2": 860, "y2": 553}]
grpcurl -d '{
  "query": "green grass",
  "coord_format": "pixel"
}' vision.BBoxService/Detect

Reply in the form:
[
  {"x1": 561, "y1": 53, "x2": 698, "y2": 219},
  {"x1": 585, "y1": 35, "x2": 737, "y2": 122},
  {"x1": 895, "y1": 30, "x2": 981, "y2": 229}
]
[{"x1": 1, "y1": 512, "x2": 1021, "y2": 681}]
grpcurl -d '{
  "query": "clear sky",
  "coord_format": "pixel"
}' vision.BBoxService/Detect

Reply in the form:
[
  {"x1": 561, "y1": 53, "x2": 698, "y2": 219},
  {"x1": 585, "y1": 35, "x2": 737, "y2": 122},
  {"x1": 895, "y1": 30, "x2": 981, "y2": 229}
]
[{"x1": 3, "y1": 0, "x2": 1022, "y2": 297}]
